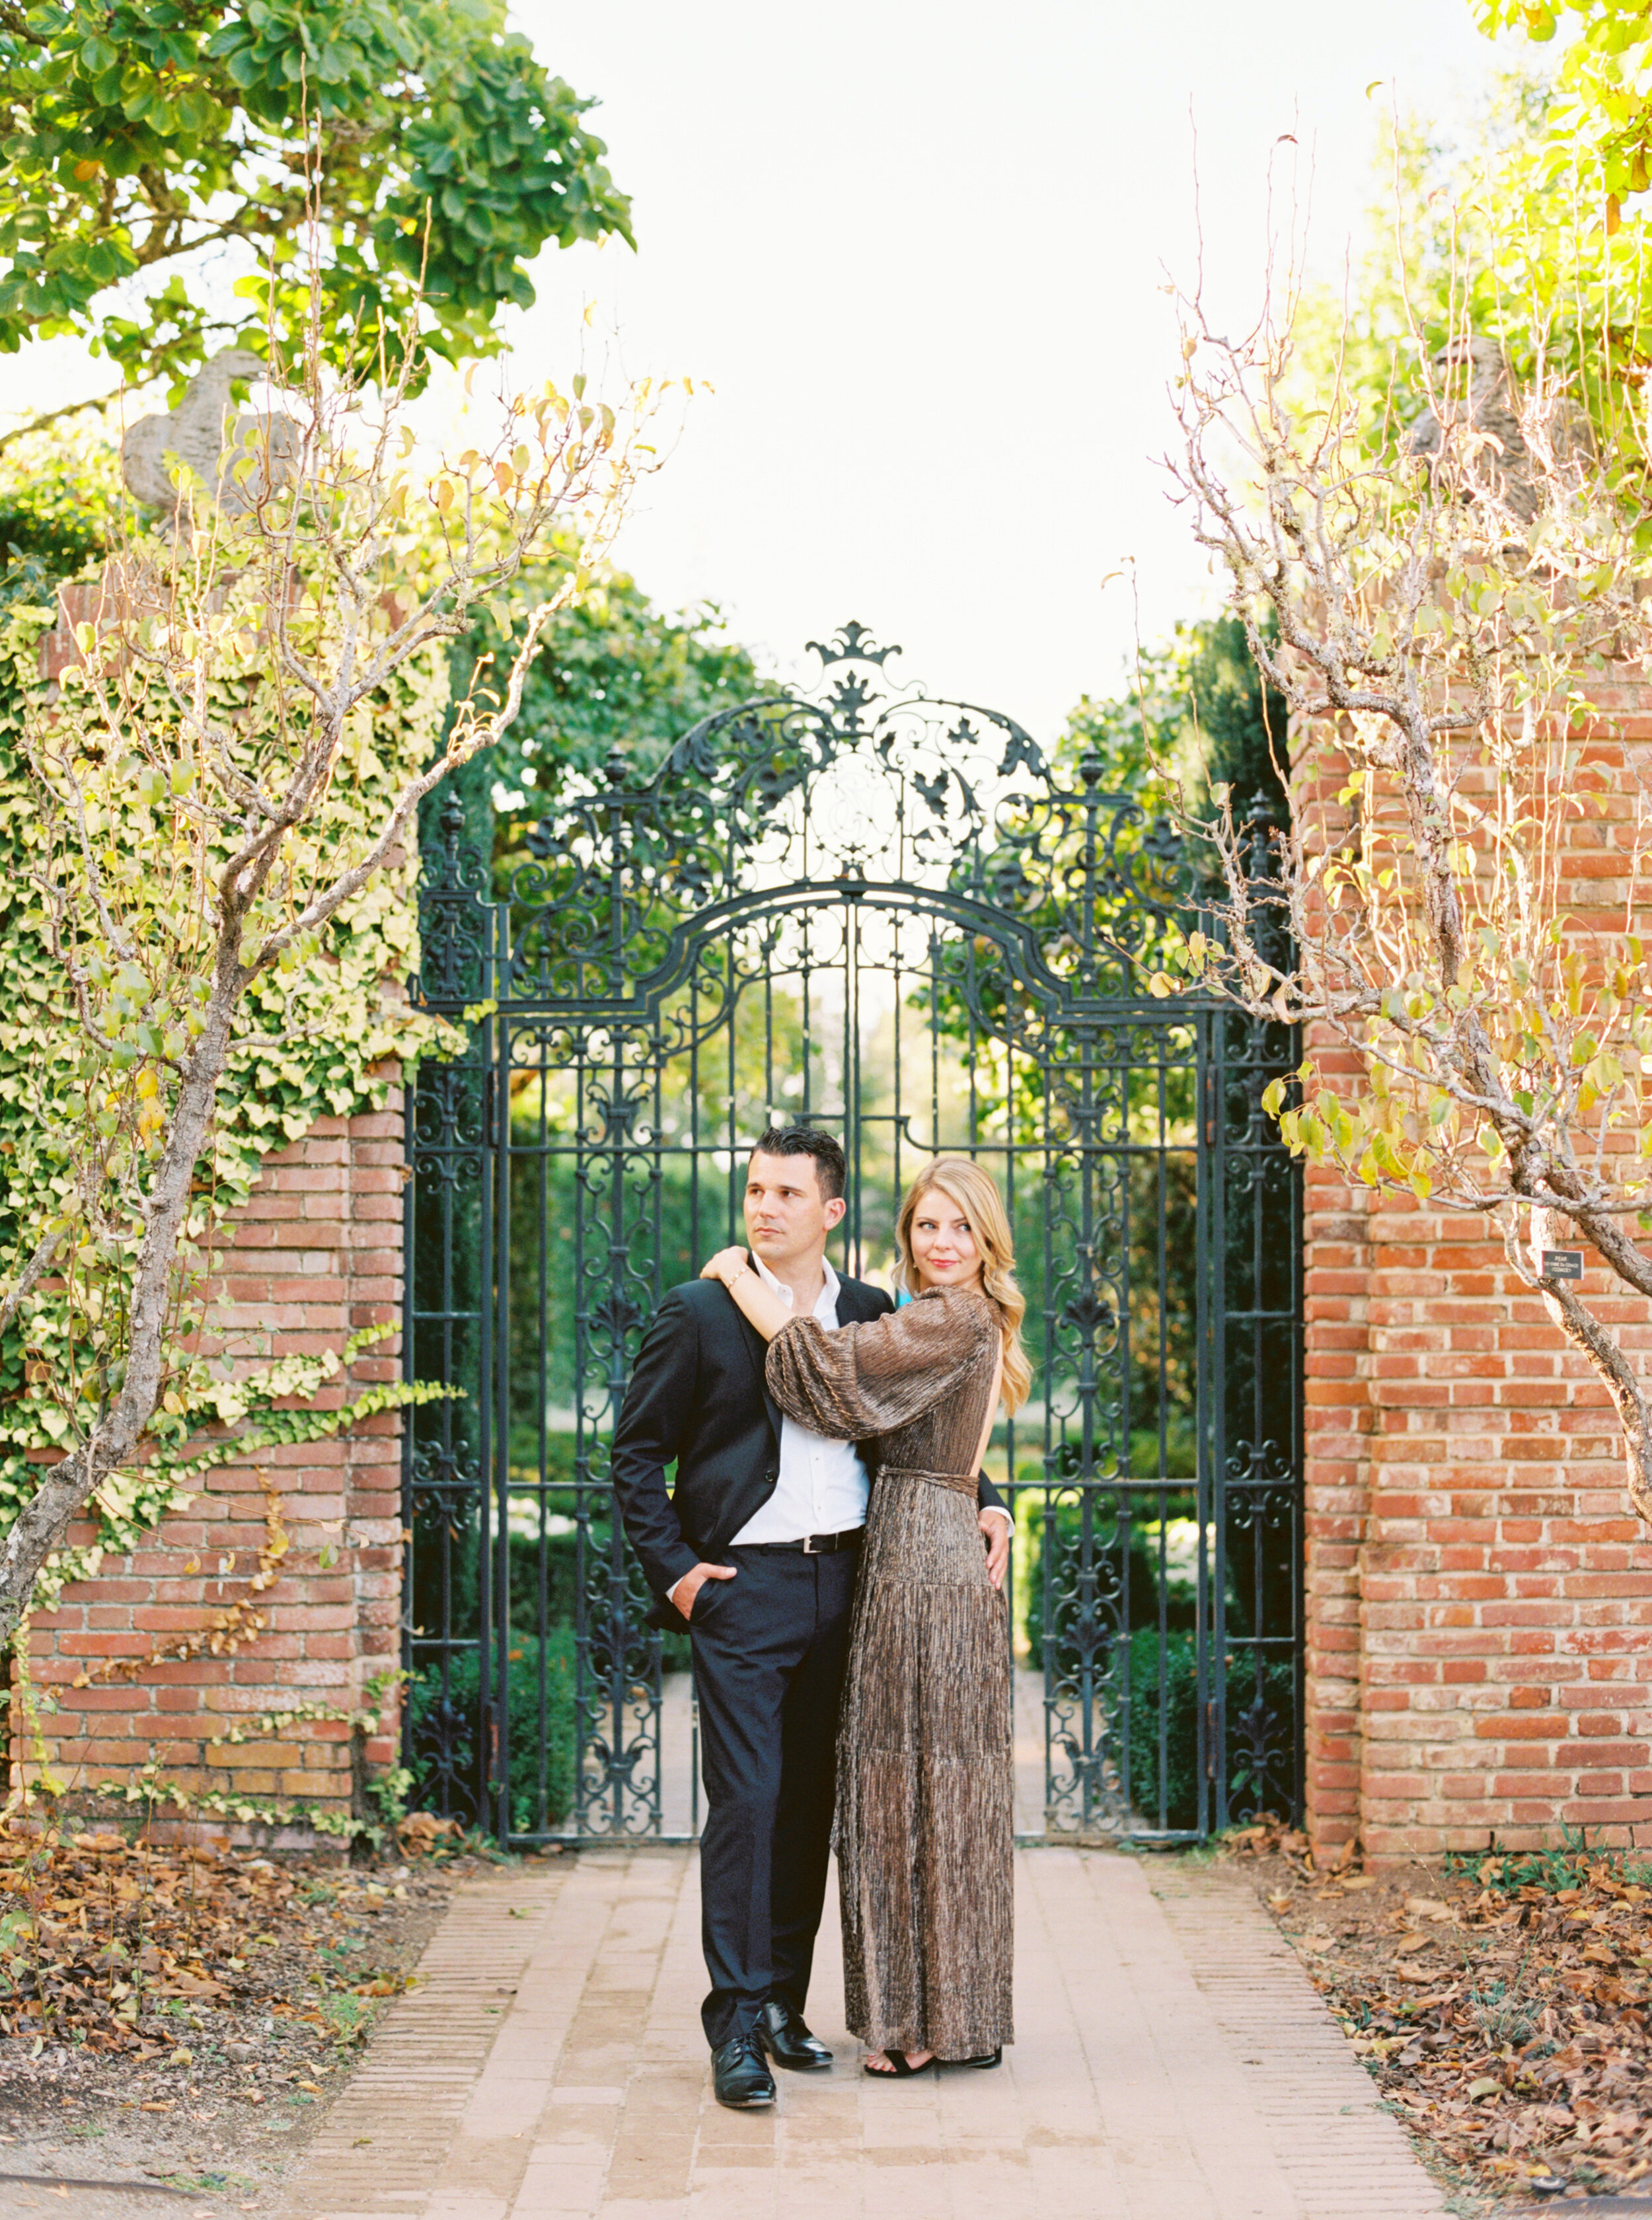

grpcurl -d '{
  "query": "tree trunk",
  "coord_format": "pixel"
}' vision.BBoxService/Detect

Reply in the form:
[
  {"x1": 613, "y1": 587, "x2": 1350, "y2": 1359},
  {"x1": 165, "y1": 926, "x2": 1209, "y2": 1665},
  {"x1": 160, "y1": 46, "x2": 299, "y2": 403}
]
[{"x1": 0, "y1": 930, "x2": 244, "y2": 1644}]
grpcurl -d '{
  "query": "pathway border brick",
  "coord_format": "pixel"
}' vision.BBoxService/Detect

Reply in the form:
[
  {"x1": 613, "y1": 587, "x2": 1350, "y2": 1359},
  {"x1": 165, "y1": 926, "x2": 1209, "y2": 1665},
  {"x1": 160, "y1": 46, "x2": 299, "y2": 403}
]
[{"x1": 276, "y1": 1849, "x2": 1450, "y2": 2220}]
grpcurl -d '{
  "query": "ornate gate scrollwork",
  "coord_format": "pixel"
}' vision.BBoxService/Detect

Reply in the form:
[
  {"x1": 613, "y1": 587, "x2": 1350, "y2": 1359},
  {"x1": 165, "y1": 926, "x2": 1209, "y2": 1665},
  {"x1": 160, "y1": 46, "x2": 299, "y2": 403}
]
[{"x1": 402, "y1": 625, "x2": 1303, "y2": 1845}]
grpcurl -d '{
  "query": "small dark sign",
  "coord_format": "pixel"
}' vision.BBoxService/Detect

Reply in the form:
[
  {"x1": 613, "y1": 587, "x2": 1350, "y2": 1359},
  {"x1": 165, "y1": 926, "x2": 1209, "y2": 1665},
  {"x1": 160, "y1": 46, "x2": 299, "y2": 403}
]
[{"x1": 1541, "y1": 1249, "x2": 1585, "y2": 1281}]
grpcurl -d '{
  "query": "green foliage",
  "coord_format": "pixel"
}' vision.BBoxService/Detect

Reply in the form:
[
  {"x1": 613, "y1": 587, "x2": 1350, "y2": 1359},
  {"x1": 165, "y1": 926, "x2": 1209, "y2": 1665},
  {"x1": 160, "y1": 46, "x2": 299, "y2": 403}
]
[
  {"x1": 1128, "y1": 1629, "x2": 1203, "y2": 1832},
  {"x1": 1119, "y1": 1633, "x2": 1295, "y2": 1833},
  {"x1": 0, "y1": 428, "x2": 459, "y2": 1573},
  {"x1": 0, "y1": 1, "x2": 634, "y2": 391},
  {"x1": 928, "y1": 616, "x2": 1284, "y2": 1128},
  {"x1": 408, "y1": 1625, "x2": 576, "y2": 1834},
  {"x1": 0, "y1": 420, "x2": 121, "y2": 572},
  {"x1": 1065, "y1": 613, "x2": 1289, "y2": 986},
  {"x1": 465, "y1": 546, "x2": 761, "y2": 859},
  {"x1": 1019, "y1": 1491, "x2": 1200, "y2": 1674},
  {"x1": 1445, "y1": 1826, "x2": 1652, "y2": 1894},
  {"x1": 1060, "y1": 615, "x2": 1287, "y2": 817},
  {"x1": 1293, "y1": 54, "x2": 1652, "y2": 463},
  {"x1": 1018, "y1": 1493, "x2": 1295, "y2": 1832},
  {"x1": 1477, "y1": 3, "x2": 1652, "y2": 211}
]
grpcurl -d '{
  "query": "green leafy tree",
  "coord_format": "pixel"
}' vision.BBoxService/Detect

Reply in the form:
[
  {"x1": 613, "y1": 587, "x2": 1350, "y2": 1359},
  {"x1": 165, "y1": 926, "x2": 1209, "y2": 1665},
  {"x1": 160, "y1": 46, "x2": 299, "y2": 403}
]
[
  {"x1": 1291, "y1": 59, "x2": 1652, "y2": 465},
  {"x1": 416, "y1": 553, "x2": 761, "y2": 968},
  {"x1": 0, "y1": 0, "x2": 633, "y2": 414},
  {"x1": 1063, "y1": 615, "x2": 1287, "y2": 821},
  {"x1": 466, "y1": 550, "x2": 761, "y2": 862},
  {"x1": 1477, "y1": 2, "x2": 1652, "y2": 221}
]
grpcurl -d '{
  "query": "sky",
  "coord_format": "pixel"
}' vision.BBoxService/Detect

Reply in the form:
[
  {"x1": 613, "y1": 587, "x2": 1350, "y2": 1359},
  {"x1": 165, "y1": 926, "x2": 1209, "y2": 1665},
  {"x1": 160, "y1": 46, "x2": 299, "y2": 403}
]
[
  {"x1": 0, "y1": 1, "x2": 1507, "y2": 740},
  {"x1": 496, "y1": 0, "x2": 1504, "y2": 734}
]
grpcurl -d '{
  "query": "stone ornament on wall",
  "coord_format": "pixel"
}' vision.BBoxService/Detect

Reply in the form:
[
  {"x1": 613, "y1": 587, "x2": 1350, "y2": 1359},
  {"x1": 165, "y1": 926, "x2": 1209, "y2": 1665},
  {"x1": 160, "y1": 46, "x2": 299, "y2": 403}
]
[
  {"x1": 120, "y1": 347, "x2": 299, "y2": 523},
  {"x1": 1402, "y1": 334, "x2": 1596, "y2": 526}
]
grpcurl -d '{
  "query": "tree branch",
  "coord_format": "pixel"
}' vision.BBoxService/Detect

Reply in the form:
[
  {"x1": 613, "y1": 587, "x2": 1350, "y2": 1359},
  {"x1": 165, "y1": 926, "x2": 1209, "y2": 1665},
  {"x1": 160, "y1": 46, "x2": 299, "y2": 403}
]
[{"x1": 0, "y1": 385, "x2": 128, "y2": 457}]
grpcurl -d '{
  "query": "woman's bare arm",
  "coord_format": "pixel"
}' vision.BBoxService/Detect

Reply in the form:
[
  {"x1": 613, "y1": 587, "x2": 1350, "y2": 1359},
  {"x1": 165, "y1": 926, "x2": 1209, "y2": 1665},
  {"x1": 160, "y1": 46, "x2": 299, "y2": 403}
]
[{"x1": 700, "y1": 1245, "x2": 791, "y2": 1341}]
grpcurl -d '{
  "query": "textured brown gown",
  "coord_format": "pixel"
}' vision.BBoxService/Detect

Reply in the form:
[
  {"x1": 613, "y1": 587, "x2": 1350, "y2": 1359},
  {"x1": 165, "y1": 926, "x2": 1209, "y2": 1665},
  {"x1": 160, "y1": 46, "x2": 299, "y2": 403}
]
[{"x1": 766, "y1": 1284, "x2": 1013, "y2": 2061}]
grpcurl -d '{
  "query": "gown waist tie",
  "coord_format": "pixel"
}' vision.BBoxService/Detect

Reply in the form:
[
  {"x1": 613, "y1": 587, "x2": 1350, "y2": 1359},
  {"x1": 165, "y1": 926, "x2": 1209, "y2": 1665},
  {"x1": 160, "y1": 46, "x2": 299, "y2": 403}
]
[{"x1": 878, "y1": 1466, "x2": 979, "y2": 1497}]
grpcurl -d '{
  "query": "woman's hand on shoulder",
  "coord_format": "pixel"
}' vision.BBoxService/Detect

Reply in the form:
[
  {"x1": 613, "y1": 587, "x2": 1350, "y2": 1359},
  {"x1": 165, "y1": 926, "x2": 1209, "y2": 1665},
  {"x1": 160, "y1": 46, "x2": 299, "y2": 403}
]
[{"x1": 700, "y1": 1246, "x2": 751, "y2": 1288}]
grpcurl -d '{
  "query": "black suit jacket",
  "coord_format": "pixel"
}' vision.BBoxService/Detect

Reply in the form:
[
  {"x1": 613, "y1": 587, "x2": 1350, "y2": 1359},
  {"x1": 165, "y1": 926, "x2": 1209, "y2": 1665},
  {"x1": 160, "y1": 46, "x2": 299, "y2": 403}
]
[{"x1": 610, "y1": 1268, "x2": 1007, "y2": 1631}]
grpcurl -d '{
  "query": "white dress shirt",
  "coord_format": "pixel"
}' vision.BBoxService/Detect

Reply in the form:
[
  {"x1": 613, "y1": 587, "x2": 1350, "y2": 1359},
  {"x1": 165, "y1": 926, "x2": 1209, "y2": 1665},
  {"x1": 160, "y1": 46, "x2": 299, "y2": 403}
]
[{"x1": 730, "y1": 1256, "x2": 871, "y2": 1543}]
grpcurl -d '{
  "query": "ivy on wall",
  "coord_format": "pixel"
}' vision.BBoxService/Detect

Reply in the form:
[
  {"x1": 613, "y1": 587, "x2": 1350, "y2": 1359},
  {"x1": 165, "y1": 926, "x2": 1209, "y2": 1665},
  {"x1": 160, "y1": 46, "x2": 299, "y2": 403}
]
[{"x1": 0, "y1": 427, "x2": 459, "y2": 1590}]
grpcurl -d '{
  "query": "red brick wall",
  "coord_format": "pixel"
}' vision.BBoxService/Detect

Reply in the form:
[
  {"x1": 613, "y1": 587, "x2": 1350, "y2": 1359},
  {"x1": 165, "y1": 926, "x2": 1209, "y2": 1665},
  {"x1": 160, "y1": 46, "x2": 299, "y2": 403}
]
[
  {"x1": 1302, "y1": 701, "x2": 1652, "y2": 1861},
  {"x1": 1303, "y1": 1146, "x2": 1374, "y2": 1857},
  {"x1": 16, "y1": 1098, "x2": 406, "y2": 1832}
]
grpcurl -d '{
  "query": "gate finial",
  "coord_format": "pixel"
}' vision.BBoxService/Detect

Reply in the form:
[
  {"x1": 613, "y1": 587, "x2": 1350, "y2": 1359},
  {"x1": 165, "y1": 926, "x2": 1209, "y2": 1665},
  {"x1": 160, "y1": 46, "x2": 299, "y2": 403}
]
[{"x1": 806, "y1": 620, "x2": 902, "y2": 669}]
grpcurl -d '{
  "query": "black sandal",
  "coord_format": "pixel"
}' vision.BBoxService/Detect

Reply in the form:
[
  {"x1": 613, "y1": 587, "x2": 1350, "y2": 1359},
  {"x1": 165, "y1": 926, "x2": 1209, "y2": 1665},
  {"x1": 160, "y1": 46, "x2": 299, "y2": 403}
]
[
  {"x1": 863, "y1": 2049, "x2": 936, "y2": 2078},
  {"x1": 956, "y1": 2048, "x2": 1002, "y2": 2069}
]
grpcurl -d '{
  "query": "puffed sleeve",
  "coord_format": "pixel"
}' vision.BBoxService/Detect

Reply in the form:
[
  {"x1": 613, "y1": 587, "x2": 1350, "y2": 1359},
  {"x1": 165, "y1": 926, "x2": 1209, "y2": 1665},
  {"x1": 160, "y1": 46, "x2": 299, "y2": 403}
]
[{"x1": 765, "y1": 1288, "x2": 996, "y2": 1440}]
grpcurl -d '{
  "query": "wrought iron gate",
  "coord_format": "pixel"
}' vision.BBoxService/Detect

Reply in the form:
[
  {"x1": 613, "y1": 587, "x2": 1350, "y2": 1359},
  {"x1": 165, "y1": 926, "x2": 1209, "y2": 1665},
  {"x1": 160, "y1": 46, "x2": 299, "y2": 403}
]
[{"x1": 401, "y1": 625, "x2": 1302, "y2": 1846}]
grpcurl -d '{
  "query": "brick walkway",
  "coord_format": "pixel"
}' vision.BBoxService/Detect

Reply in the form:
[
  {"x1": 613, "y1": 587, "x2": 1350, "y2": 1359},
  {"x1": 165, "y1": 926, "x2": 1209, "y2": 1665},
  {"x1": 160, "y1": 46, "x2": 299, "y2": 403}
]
[{"x1": 276, "y1": 1849, "x2": 1449, "y2": 2220}]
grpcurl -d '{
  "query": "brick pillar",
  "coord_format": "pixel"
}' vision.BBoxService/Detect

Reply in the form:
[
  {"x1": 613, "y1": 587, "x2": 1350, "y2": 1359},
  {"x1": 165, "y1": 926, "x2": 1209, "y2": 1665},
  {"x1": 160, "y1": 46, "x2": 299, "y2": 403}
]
[
  {"x1": 17, "y1": 1092, "x2": 406, "y2": 1833},
  {"x1": 1302, "y1": 1132, "x2": 1372, "y2": 1860},
  {"x1": 1300, "y1": 704, "x2": 1652, "y2": 1860}
]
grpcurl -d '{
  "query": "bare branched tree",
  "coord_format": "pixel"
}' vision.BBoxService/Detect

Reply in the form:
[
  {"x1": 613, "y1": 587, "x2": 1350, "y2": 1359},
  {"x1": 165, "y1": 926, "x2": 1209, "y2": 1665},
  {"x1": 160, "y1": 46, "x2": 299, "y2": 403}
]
[
  {"x1": 0, "y1": 270, "x2": 677, "y2": 1641},
  {"x1": 1158, "y1": 296, "x2": 1652, "y2": 1521}
]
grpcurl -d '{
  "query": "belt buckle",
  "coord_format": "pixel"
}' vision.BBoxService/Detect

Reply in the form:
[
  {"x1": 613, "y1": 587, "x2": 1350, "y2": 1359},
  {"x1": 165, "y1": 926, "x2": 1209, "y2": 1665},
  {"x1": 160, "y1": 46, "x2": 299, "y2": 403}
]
[{"x1": 802, "y1": 1533, "x2": 823, "y2": 1554}]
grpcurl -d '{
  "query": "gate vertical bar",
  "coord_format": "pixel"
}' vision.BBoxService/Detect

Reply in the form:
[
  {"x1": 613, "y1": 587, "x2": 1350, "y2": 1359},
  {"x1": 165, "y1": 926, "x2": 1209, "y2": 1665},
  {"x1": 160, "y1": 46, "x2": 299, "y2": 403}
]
[
  {"x1": 1197, "y1": 1006, "x2": 1222, "y2": 1839},
  {"x1": 490, "y1": 1012, "x2": 513, "y2": 1839}
]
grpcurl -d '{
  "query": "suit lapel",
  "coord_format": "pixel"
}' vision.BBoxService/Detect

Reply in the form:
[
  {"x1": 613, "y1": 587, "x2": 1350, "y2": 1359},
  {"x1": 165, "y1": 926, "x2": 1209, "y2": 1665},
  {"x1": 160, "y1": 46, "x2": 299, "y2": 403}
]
[
  {"x1": 732, "y1": 1304, "x2": 784, "y2": 1451},
  {"x1": 835, "y1": 1274, "x2": 889, "y2": 1325}
]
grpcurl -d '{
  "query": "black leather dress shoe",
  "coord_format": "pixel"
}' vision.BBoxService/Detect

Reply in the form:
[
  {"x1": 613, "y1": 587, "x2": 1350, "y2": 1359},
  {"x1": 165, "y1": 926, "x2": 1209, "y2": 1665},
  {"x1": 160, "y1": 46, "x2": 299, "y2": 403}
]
[
  {"x1": 757, "y1": 1998, "x2": 833, "y2": 2071},
  {"x1": 711, "y1": 2031, "x2": 776, "y2": 2108}
]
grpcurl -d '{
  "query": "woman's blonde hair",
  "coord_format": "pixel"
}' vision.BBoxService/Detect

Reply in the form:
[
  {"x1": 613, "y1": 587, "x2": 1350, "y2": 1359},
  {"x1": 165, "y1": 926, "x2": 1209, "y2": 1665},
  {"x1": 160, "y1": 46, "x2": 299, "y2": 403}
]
[{"x1": 893, "y1": 1156, "x2": 1032, "y2": 1413}]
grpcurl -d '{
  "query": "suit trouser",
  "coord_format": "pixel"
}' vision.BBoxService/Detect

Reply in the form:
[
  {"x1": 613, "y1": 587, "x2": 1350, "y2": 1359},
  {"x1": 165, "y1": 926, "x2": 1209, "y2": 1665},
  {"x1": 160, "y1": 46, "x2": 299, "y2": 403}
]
[{"x1": 688, "y1": 1540, "x2": 858, "y2": 2050}]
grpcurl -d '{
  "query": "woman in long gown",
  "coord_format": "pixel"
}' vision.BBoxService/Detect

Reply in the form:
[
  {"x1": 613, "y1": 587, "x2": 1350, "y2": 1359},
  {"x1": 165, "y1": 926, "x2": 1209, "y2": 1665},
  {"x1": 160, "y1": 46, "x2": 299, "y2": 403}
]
[{"x1": 700, "y1": 1154, "x2": 1029, "y2": 2075}]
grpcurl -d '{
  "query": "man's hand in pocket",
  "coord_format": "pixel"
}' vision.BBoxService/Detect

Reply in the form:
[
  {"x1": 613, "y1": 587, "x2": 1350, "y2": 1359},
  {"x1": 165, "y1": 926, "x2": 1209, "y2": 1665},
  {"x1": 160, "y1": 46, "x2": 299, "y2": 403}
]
[{"x1": 669, "y1": 1562, "x2": 737, "y2": 1619}]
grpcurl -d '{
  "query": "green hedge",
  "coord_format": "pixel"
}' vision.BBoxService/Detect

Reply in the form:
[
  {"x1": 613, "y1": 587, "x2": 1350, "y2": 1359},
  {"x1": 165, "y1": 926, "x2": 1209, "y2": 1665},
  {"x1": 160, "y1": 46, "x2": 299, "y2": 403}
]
[
  {"x1": 1123, "y1": 1629, "x2": 1296, "y2": 1833},
  {"x1": 1123, "y1": 1627, "x2": 1203, "y2": 1830},
  {"x1": 408, "y1": 1627, "x2": 577, "y2": 1835}
]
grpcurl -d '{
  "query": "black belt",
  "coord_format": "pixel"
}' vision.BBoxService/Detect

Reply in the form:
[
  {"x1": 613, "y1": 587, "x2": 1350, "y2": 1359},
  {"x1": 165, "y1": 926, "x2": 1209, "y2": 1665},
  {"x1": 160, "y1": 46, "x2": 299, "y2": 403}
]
[{"x1": 738, "y1": 1527, "x2": 864, "y2": 1556}]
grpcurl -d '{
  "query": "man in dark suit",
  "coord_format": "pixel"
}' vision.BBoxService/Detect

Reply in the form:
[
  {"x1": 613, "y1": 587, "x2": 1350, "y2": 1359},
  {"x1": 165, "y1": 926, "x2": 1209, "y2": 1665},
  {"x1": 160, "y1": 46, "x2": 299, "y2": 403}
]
[{"x1": 611, "y1": 1125, "x2": 1010, "y2": 2108}]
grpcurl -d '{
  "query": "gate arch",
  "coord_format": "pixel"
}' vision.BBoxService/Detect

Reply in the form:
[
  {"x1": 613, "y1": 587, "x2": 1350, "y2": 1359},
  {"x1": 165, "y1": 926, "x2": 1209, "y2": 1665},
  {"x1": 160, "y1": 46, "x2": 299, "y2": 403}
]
[{"x1": 401, "y1": 624, "x2": 1303, "y2": 1846}]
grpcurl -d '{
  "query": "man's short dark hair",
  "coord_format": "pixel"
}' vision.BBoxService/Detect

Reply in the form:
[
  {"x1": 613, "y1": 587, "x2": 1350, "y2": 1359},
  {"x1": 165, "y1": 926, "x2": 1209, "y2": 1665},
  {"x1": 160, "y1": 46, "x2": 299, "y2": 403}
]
[{"x1": 749, "y1": 1126, "x2": 846, "y2": 1202}]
